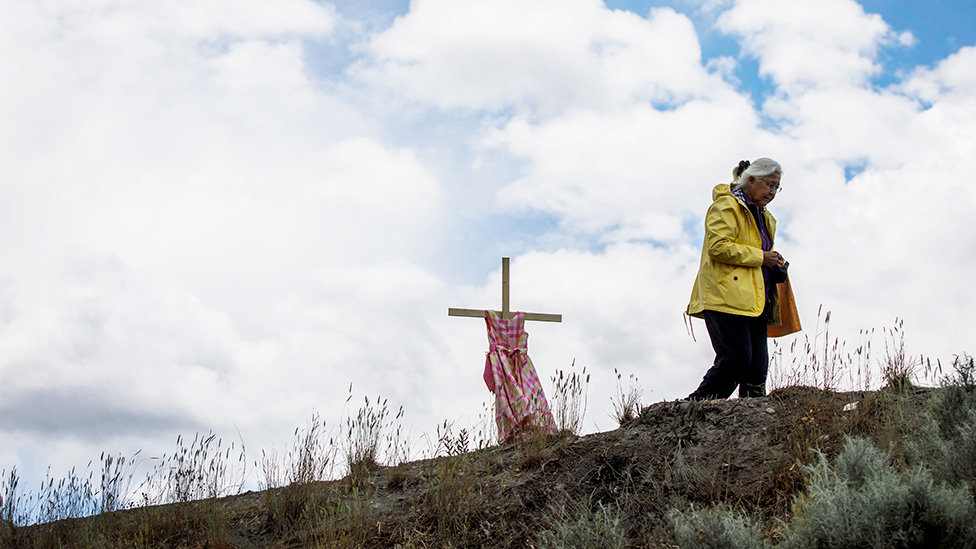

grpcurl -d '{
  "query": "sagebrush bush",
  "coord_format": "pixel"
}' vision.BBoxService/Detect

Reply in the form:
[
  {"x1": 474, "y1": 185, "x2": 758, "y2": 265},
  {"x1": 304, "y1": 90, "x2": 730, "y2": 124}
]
[
  {"x1": 906, "y1": 406, "x2": 976, "y2": 496},
  {"x1": 537, "y1": 500, "x2": 626, "y2": 549},
  {"x1": 926, "y1": 354, "x2": 976, "y2": 440},
  {"x1": 905, "y1": 354, "x2": 976, "y2": 494},
  {"x1": 668, "y1": 504, "x2": 767, "y2": 549},
  {"x1": 781, "y1": 437, "x2": 976, "y2": 549}
]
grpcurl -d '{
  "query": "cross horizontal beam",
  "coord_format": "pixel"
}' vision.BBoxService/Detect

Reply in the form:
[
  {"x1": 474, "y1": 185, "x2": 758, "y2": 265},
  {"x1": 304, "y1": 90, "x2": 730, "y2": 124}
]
[{"x1": 447, "y1": 308, "x2": 562, "y2": 322}]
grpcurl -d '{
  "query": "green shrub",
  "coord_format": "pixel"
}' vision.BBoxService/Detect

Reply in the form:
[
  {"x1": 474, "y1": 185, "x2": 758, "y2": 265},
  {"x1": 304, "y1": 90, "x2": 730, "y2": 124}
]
[
  {"x1": 905, "y1": 354, "x2": 976, "y2": 495},
  {"x1": 668, "y1": 504, "x2": 768, "y2": 549},
  {"x1": 537, "y1": 500, "x2": 626, "y2": 549},
  {"x1": 927, "y1": 354, "x2": 976, "y2": 440},
  {"x1": 907, "y1": 408, "x2": 976, "y2": 496},
  {"x1": 781, "y1": 437, "x2": 976, "y2": 549}
]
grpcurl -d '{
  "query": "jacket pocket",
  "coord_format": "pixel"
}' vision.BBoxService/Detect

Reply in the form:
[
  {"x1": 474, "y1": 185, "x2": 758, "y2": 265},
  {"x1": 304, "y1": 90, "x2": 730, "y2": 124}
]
[{"x1": 715, "y1": 266, "x2": 757, "y2": 311}]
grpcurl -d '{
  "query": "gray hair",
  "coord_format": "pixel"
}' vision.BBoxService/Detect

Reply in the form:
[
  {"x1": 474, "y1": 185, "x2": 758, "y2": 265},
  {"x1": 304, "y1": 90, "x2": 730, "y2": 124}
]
[{"x1": 731, "y1": 157, "x2": 783, "y2": 191}]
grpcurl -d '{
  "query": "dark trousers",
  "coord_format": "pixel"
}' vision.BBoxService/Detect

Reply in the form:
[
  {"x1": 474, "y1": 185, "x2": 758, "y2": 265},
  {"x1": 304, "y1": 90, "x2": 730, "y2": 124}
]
[{"x1": 687, "y1": 309, "x2": 769, "y2": 400}]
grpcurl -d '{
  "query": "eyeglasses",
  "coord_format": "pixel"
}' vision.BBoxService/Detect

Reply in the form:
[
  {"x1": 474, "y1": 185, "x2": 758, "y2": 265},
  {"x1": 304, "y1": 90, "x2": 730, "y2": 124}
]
[{"x1": 758, "y1": 177, "x2": 782, "y2": 193}]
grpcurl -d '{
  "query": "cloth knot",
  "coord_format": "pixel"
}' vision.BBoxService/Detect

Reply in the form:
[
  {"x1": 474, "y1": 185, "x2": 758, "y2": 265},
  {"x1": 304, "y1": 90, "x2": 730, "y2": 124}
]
[{"x1": 489, "y1": 343, "x2": 525, "y2": 356}]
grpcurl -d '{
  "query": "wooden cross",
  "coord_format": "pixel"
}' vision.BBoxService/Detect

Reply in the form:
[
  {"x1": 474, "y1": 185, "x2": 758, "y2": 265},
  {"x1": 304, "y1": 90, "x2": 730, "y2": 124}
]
[{"x1": 448, "y1": 257, "x2": 562, "y2": 322}]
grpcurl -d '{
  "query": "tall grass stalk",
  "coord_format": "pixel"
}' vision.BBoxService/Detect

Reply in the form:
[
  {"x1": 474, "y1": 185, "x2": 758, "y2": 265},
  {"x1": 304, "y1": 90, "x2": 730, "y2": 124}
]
[
  {"x1": 138, "y1": 431, "x2": 247, "y2": 505},
  {"x1": 2, "y1": 466, "x2": 30, "y2": 527},
  {"x1": 36, "y1": 465, "x2": 96, "y2": 523},
  {"x1": 475, "y1": 398, "x2": 498, "y2": 450},
  {"x1": 879, "y1": 318, "x2": 941, "y2": 390},
  {"x1": 99, "y1": 451, "x2": 138, "y2": 514},
  {"x1": 424, "y1": 445, "x2": 485, "y2": 542},
  {"x1": 419, "y1": 400, "x2": 497, "y2": 461},
  {"x1": 551, "y1": 359, "x2": 589, "y2": 435},
  {"x1": 342, "y1": 385, "x2": 406, "y2": 488},
  {"x1": 260, "y1": 413, "x2": 333, "y2": 536},
  {"x1": 769, "y1": 309, "x2": 941, "y2": 393},
  {"x1": 610, "y1": 368, "x2": 643, "y2": 425},
  {"x1": 2, "y1": 450, "x2": 141, "y2": 528},
  {"x1": 771, "y1": 306, "x2": 845, "y2": 391},
  {"x1": 384, "y1": 405, "x2": 410, "y2": 467}
]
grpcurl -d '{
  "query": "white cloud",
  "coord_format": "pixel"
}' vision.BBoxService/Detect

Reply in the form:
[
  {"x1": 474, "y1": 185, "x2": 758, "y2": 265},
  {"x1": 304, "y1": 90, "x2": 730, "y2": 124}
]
[
  {"x1": 0, "y1": 0, "x2": 444, "y2": 308},
  {"x1": 27, "y1": 0, "x2": 337, "y2": 42},
  {"x1": 353, "y1": 0, "x2": 719, "y2": 114},
  {"x1": 717, "y1": 0, "x2": 908, "y2": 92},
  {"x1": 0, "y1": 255, "x2": 237, "y2": 433},
  {"x1": 902, "y1": 45, "x2": 976, "y2": 102},
  {"x1": 762, "y1": 87, "x2": 925, "y2": 167},
  {"x1": 483, "y1": 97, "x2": 767, "y2": 239}
]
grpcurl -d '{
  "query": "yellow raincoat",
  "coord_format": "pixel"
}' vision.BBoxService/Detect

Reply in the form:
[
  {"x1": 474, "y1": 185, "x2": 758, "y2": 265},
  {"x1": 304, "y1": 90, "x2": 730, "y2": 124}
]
[{"x1": 687, "y1": 183, "x2": 778, "y2": 321}]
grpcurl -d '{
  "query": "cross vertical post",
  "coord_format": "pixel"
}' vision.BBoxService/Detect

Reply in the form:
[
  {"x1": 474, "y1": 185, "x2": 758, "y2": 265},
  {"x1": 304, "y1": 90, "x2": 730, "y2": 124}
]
[
  {"x1": 448, "y1": 257, "x2": 561, "y2": 323},
  {"x1": 501, "y1": 257, "x2": 510, "y2": 319}
]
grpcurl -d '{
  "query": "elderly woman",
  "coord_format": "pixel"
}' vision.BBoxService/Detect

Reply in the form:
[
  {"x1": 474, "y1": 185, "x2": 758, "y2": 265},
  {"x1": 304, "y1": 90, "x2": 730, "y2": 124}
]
[{"x1": 685, "y1": 158, "x2": 785, "y2": 400}]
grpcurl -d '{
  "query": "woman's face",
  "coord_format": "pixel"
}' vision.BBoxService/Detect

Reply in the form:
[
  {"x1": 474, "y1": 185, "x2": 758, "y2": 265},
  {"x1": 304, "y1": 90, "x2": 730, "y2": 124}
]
[{"x1": 744, "y1": 173, "x2": 781, "y2": 208}]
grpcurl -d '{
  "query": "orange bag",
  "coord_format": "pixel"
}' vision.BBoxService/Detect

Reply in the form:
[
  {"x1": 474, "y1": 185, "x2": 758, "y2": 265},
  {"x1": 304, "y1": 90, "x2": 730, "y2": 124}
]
[{"x1": 768, "y1": 276, "x2": 801, "y2": 338}]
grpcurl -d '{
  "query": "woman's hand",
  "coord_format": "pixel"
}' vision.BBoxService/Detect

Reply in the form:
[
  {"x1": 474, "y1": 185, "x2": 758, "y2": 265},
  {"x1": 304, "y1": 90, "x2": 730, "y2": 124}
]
[{"x1": 763, "y1": 251, "x2": 785, "y2": 267}]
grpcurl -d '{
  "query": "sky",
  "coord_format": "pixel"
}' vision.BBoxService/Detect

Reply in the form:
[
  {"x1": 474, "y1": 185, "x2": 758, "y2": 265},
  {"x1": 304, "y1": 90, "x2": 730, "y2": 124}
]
[{"x1": 2, "y1": 0, "x2": 975, "y2": 501}]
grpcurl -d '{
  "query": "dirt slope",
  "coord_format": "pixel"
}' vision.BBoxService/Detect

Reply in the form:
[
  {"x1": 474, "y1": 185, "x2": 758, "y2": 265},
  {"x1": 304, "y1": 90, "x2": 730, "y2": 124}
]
[{"x1": 17, "y1": 386, "x2": 929, "y2": 548}]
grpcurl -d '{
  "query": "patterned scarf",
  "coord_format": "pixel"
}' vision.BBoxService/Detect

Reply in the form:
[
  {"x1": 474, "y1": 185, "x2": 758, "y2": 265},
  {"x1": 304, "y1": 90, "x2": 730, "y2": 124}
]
[
  {"x1": 732, "y1": 186, "x2": 775, "y2": 310},
  {"x1": 731, "y1": 186, "x2": 764, "y2": 216}
]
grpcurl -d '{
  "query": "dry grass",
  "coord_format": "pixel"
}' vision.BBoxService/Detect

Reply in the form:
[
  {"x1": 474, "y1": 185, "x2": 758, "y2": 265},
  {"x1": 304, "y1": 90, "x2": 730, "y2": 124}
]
[
  {"x1": 611, "y1": 368, "x2": 643, "y2": 425},
  {"x1": 551, "y1": 360, "x2": 590, "y2": 435},
  {"x1": 260, "y1": 413, "x2": 332, "y2": 537}
]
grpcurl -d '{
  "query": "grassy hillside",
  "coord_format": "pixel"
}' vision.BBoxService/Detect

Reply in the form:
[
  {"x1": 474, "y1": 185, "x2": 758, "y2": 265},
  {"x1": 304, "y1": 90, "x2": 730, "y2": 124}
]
[{"x1": 3, "y1": 353, "x2": 976, "y2": 548}]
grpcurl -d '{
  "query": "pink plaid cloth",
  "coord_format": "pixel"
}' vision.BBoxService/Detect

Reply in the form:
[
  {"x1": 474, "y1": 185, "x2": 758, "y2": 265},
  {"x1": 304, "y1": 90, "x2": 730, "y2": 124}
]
[{"x1": 483, "y1": 311, "x2": 555, "y2": 442}]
